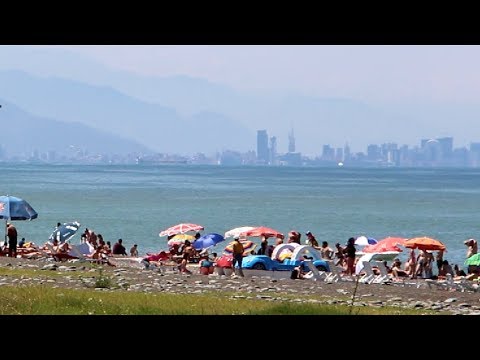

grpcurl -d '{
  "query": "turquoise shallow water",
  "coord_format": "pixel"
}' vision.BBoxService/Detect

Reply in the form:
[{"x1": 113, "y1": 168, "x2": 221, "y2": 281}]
[{"x1": 1, "y1": 164, "x2": 479, "y2": 268}]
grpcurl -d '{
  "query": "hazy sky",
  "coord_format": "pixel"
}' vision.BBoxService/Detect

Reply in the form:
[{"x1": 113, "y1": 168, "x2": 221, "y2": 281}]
[
  {"x1": 3, "y1": 45, "x2": 480, "y2": 154},
  {"x1": 36, "y1": 45, "x2": 480, "y2": 104}
]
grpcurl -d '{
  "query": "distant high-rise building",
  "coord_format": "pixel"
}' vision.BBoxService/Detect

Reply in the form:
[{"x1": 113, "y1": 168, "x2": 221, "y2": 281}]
[
  {"x1": 437, "y1": 137, "x2": 453, "y2": 159},
  {"x1": 257, "y1": 130, "x2": 269, "y2": 164},
  {"x1": 344, "y1": 143, "x2": 351, "y2": 161},
  {"x1": 335, "y1": 148, "x2": 343, "y2": 162},
  {"x1": 367, "y1": 144, "x2": 381, "y2": 161},
  {"x1": 288, "y1": 128, "x2": 296, "y2": 153},
  {"x1": 322, "y1": 145, "x2": 335, "y2": 161},
  {"x1": 270, "y1": 136, "x2": 277, "y2": 165},
  {"x1": 470, "y1": 142, "x2": 480, "y2": 167}
]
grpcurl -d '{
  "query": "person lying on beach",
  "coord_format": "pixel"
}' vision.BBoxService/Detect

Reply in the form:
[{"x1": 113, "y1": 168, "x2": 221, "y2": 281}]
[
  {"x1": 141, "y1": 251, "x2": 169, "y2": 269},
  {"x1": 391, "y1": 258, "x2": 408, "y2": 278}
]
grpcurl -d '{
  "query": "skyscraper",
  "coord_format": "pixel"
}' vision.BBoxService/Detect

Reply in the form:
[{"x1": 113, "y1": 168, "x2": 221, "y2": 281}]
[
  {"x1": 270, "y1": 136, "x2": 277, "y2": 165},
  {"x1": 257, "y1": 130, "x2": 269, "y2": 164},
  {"x1": 288, "y1": 128, "x2": 296, "y2": 153}
]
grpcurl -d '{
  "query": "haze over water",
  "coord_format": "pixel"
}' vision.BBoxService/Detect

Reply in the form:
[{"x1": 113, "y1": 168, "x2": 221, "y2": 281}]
[{"x1": 1, "y1": 164, "x2": 478, "y2": 268}]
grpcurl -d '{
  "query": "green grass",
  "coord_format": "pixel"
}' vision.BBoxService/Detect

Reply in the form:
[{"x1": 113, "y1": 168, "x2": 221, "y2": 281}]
[
  {"x1": 0, "y1": 285, "x2": 433, "y2": 315},
  {"x1": 0, "y1": 267, "x2": 93, "y2": 278}
]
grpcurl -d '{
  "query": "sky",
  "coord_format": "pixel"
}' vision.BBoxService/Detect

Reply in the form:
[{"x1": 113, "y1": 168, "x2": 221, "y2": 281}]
[{"x1": 36, "y1": 45, "x2": 480, "y2": 104}]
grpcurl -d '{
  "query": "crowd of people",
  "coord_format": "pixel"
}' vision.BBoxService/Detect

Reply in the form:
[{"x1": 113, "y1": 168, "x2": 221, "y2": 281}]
[{"x1": 1, "y1": 223, "x2": 479, "y2": 282}]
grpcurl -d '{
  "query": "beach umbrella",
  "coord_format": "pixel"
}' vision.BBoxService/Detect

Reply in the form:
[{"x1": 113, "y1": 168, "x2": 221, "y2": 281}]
[
  {"x1": 240, "y1": 226, "x2": 284, "y2": 239},
  {"x1": 159, "y1": 223, "x2": 204, "y2": 237},
  {"x1": 271, "y1": 243, "x2": 300, "y2": 261},
  {"x1": 363, "y1": 236, "x2": 407, "y2": 253},
  {"x1": 465, "y1": 253, "x2": 480, "y2": 267},
  {"x1": 224, "y1": 240, "x2": 257, "y2": 256},
  {"x1": 49, "y1": 221, "x2": 81, "y2": 243},
  {"x1": 404, "y1": 237, "x2": 446, "y2": 251},
  {"x1": 0, "y1": 195, "x2": 38, "y2": 244},
  {"x1": 355, "y1": 236, "x2": 378, "y2": 246},
  {"x1": 224, "y1": 226, "x2": 256, "y2": 239},
  {"x1": 193, "y1": 233, "x2": 225, "y2": 250},
  {"x1": 167, "y1": 234, "x2": 196, "y2": 247}
]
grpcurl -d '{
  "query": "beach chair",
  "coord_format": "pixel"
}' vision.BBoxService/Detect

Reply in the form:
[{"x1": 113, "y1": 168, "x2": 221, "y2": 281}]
[
  {"x1": 359, "y1": 261, "x2": 376, "y2": 284},
  {"x1": 372, "y1": 261, "x2": 392, "y2": 284},
  {"x1": 303, "y1": 260, "x2": 326, "y2": 281},
  {"x1": 425, "y1": 274, "x2": 462, "y2": 291},
  {"x1": 450, "y1": 274, "x2": 479, "y2": 292},
  {"x1": 324, "y1": 264, "x2": 343, "y2": 283}
]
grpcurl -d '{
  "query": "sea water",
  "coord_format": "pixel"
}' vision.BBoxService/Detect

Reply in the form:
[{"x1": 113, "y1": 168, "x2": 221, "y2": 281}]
[{"x1": 1, "y1": 164, "x2": 478, "y2": 268}]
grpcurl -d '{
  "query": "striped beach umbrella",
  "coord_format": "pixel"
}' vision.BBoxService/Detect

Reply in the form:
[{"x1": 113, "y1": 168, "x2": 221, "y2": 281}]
[
  {"x1": 49, "y1": 221, "x2": 81, "y2": 243},
  {"x1": 159, "y1": 223, "x2": 204, "y2": 237},
  {"x1": 224, "y1": 240, "x2": 257, "y2": 256},
  {"x1": 167, "y1": 234, "x2": 196, "y2": 247}
]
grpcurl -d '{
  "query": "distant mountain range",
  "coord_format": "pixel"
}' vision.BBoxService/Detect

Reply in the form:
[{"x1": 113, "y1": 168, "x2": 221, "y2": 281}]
[
  {"x1": 0, "y1": 70, "x2": 254, "y2": 155},
  {"x1": 0, "y1": 99, "x2": 152, "y2": 156}
]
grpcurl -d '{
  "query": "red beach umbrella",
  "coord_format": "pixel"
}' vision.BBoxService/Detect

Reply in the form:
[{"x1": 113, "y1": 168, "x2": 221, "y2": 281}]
[
  {"x1": 363, "y1": 236, "x2": 407, "y2": 253},
  {"x1": 240, "y1": 226, "x2": 284, "y2": 239}
]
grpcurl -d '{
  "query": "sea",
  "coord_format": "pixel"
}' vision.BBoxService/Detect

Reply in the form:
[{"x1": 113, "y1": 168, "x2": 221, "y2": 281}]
[{"x1": 1, "y1": 163, "x2": 479, "y2": 268}]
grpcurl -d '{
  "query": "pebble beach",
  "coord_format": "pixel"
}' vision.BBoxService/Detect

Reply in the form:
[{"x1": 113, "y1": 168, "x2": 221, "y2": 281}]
[{"x1": 1, "y1": 256, "x2": 480, "y2": 315}]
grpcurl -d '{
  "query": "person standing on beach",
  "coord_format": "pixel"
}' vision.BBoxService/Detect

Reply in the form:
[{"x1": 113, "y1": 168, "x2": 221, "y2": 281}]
[
  {"x1": 53, "y1": 222, "x2": 61, "y2": 242},
  {"x1": 231, "y1": 237, "x2": 245, "y2": 277},
  {"x1": 305, "y1": 231, "x2": 320, "y2": 249},
  {"x1": 6, "y1": 223, "x2": 17, "y2": 258},
  {"x1": 343, "y1": 237, "x2": 356, "y2": 275},
  {"x1": 464, "y1": 238, "x2": 477, "y2": 259}
]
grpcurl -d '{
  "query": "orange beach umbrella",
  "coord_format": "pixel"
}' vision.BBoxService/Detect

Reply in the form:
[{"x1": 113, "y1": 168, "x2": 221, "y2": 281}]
[{"x1": 404, "y1": 237, "x2": 446, "y2": 251}]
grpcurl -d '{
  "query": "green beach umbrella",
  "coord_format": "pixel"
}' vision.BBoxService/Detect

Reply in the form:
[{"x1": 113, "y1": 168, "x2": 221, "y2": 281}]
[{"x1": 464, "y1": 253, "x2": 480, "y2": 266}]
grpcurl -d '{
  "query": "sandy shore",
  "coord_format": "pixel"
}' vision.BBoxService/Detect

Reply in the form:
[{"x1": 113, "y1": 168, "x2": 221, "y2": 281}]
[{"x1": 0, "y1": 256, "x2": 479, "y2": 314}]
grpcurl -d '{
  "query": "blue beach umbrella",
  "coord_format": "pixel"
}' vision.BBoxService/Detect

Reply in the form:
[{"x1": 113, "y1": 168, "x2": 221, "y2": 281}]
[
  {"x1": 0, "y1": 195, "x2": 38, "y2": 244},
  {"x1": 49, "y1": 221, "x2": 81, "y2": 243},
  {"x1": 354, "y1": 236, "x2": 378, "y2": 246},
  {"x1": 193, "y1": 233, "x2": 225, "y2": 250}
]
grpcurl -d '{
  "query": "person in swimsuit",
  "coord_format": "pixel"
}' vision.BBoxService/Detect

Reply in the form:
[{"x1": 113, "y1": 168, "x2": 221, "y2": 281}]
[
  {"x1": 179, "y1": 240, "x2": 194, "y2": 274},
  {"x1": 465, "y1": 239, "x2": 478, "y2": 259}
]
